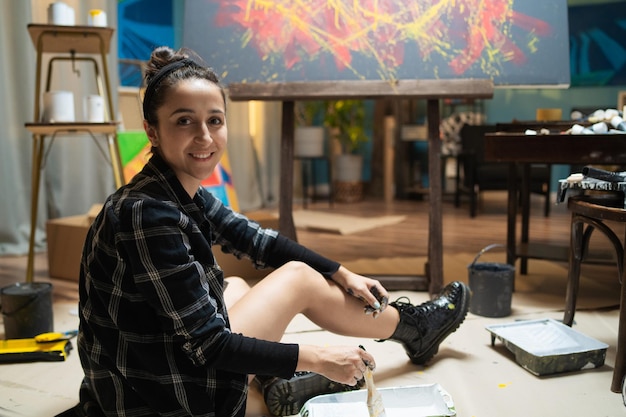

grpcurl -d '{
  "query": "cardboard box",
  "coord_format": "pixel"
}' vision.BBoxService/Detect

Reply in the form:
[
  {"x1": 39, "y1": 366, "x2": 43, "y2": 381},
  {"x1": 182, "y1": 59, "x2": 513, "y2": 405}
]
[
  {"x1": 87, "y1": 204, "x2": 103, "y2": 223},
  {"x1": 46, "y1": 209, "x2": 279, "y2": 282},
  {"x1": 46, "y1": 215, "x2": 91, "y2": 281}
]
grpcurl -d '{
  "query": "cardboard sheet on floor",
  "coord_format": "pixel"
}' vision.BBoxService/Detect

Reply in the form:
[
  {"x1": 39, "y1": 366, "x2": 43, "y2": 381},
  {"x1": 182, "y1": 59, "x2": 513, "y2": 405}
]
[{"x1": 292, "y1": 210, "x2": 406, "y2": 235}]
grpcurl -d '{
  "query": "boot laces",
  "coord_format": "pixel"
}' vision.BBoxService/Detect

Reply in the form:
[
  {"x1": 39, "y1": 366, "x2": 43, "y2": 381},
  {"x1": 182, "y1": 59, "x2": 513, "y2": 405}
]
[
  {"x1": 393, "y1": 296, "x2": 451, "y2": 333},
  {"x1": 393, "y1": 296, "x2": 443, "y2": 316}
]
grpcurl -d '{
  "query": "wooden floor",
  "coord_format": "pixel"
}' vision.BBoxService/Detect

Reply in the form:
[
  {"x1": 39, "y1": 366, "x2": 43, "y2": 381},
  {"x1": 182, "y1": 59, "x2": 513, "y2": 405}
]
[
  {"x1": 296, "y1": 191, "x2": 574, "y2": 262},
  {"x1": 1, "y1": 191, "x2": 624, "y2": 417},
  {"x1": 0, "y1": 190, "x2": 617, "y2": 298}
]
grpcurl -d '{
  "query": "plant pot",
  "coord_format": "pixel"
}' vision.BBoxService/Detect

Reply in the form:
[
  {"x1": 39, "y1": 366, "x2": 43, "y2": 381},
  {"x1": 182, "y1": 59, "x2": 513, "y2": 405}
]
[
  {"x1": 334, "y1": 181, "x2": 363, "y2": 203},
  {"x1": 334, "y1": 154, "x2": 363, "y2": 182},
  {"x1": 333, "y1": 154, "x2": 363, "y2": 203},
  {"x1": 295, "y1": 126, "x2": 325, "y2": 157}
]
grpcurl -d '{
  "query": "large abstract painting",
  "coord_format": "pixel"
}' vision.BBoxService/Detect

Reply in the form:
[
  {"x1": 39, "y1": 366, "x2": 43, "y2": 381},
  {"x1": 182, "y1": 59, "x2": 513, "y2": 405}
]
[{"x1": 184, "y1": 0, "x2": 570, "y2": 86}]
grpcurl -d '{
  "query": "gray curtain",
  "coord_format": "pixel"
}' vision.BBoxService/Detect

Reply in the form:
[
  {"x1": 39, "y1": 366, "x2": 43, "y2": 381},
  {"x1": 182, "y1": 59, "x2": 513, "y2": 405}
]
[
  {"x1": 1, "y1": 0, "x2": 280, "y2": 258},
  {"x1": 0, "y1": 0, "x2": 119, "y2": 256}
]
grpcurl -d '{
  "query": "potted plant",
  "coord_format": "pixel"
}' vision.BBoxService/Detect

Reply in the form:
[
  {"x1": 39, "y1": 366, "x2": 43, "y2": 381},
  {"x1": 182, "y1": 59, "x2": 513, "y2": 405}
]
[
  {"x1": 323, "y1": 100, "x2": 370, "y2": 201},
  {"x1": 294, "y1": 100, "x2": 326, "y2": 157}
]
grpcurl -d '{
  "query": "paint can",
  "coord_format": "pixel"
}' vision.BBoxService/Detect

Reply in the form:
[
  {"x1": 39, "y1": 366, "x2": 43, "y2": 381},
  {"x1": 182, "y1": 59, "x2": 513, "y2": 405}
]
[
  {"x1": 1, "y1": 283, "x2": 54, "y2": 339},
  {"x1": 468, "y1": 244, "x2": 515, "y2": 317}
]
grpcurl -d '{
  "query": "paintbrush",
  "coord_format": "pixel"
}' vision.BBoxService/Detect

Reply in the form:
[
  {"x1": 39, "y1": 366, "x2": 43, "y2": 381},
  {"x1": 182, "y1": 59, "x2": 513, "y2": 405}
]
[{"x1": 364, "y1": 367, "x2": 386, "y2": 417}]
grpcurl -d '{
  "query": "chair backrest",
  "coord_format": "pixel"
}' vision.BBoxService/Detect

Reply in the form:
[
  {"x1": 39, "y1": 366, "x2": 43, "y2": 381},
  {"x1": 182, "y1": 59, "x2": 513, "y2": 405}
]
[{"x1": 459, "y1": 124, "x2": 499, "y2": 164}]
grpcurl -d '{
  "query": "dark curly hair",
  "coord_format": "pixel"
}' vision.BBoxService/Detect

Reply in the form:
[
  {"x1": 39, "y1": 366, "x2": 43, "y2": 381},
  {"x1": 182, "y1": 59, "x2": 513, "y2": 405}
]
[{"x1": 142, "y1": 46, "x2": 225, "y2": 126}]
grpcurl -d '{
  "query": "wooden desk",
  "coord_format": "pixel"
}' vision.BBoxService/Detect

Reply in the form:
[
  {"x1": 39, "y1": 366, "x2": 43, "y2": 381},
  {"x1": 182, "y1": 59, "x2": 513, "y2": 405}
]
[
  {"x1": 484, "y1": 133, "x2": 626, "y2": 272},
  {"x1": 228, "y1": 79, "x2": 494, "y2": 294}
]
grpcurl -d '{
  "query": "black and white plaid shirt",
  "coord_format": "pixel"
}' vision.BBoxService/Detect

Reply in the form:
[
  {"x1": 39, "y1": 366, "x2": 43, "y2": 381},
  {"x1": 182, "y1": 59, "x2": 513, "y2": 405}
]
[{"x1": 78, "y1": 153, "x2": 338, "y2": 416}]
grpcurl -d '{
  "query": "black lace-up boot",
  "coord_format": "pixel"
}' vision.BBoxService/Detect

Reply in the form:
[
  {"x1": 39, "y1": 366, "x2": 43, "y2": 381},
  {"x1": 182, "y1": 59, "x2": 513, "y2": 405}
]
[
  {"x1": 384, "y1": 281, "x2": 470, "y2": 365},
  {"x1": 256, "y1": 371, "x2": 364, "y2": 417}
]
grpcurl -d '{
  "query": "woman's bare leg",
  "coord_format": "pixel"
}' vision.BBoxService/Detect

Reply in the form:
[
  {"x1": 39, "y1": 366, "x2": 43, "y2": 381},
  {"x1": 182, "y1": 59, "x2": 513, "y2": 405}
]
[
  {"x1": 228, "y1": 261, "x2": 398, "y2": 342},
  {"x1": 230, "y1": 262, "x2": 470, "y2": 417},
  {"x1": 224, "y1": 276, "x2": 251, "y2": 308}
]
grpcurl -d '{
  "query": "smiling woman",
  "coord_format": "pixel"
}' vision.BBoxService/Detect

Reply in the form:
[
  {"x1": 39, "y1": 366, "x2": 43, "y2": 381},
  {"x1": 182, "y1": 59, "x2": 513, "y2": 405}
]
[
  {"x1": 144, "y1": 76, "x2": 227, "y2": 196},
  {"x1": 73, "y1": 45, "x2": 470, "y2": 417}
]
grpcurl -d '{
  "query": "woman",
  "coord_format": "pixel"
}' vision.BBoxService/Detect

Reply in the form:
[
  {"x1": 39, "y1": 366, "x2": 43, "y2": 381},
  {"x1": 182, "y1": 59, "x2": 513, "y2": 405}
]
[{"x1": 76, "y1": 46, "x2": 470, "y2": 417}]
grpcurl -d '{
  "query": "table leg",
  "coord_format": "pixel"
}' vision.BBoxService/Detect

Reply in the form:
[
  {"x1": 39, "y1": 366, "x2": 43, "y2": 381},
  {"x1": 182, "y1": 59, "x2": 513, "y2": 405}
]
[
  {"x1": 427, "y1": 99, "x2": 443, "y2": 296},
  {"x1": 279, "y1": 101, "x2": 297, "y2": 241},
  {"x1": 520, "y1": 163, "x2": 531, "y2": 274},
  {"x1": 506, "y1": 163, "x2": 518, "y2": 267}
]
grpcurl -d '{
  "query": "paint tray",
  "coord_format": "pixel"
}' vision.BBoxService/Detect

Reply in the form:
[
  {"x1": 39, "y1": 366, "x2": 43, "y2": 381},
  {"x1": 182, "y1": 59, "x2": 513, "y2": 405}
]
[
  {"x1": 485, "y1": 318, "x2": 608, "y2": 376},
  {"x1": 299, "y1": 383, "x2": 455, "y2": 417}
]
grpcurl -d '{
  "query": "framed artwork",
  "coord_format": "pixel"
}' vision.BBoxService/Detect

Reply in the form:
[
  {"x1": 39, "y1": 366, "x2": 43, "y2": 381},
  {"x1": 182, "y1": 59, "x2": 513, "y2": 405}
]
[
  {"x1": 569, "y1": 2, "x2": 626, "y2": 86},
  {"x1": 184, "y1": 0, "x2": 570, "y2": 87}
]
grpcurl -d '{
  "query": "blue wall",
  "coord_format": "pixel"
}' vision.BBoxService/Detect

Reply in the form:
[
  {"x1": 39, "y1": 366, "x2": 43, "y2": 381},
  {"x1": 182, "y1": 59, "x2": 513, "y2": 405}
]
[{"x1": 485, "y1": 86, "x2": 623, "y2": 123}]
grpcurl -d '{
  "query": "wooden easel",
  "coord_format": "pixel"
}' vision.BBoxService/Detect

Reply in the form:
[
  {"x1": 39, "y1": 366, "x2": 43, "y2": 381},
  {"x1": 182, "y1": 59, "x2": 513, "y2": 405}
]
[{"x1": 228, "y1": 79, "x2": 494, "y2": 295}]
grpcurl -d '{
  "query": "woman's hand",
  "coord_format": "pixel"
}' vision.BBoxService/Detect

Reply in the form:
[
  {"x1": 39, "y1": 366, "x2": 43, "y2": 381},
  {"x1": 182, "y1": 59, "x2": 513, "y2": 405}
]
[
  {"x1": 298, "y1": 345, "x2": 376, "y2": 386},
  {"x1": 330, "y1": 266, "x2": 389, "y2": 317}
]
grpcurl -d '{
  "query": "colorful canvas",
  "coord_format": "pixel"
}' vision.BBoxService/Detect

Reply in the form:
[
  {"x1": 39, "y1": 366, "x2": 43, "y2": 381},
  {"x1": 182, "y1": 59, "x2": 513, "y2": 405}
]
[
  {"x1": 116, "y1": 131, "x2": 239, "y2": 210},
  {"x1": 184, "y1": 0, "x2": 570, "y2": 87},
  {"x1": 201, "y1": 151, "x2": 240, "y2": 211},
  {"x1": 118, "y1": 0, "x2": 176, "y2": 86}
]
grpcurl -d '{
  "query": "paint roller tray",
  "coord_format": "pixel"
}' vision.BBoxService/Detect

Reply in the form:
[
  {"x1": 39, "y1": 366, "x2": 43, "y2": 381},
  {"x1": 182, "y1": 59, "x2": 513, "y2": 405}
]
[
  {"x1": 485, "y1": 318, "x2": 608, "y2": 376},
  {"x1": 300, "y1": 383, "x2": 455, "y2": 416}
]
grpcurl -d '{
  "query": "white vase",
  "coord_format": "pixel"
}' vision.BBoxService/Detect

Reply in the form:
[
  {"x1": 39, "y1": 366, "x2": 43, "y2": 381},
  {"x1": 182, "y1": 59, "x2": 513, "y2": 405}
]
[
  {"x1": 295, "y1": 126, "x2": 325, "y2": 157},
  {"x1": 334, "y1": 154, "x2": 363, "y2": 182}
]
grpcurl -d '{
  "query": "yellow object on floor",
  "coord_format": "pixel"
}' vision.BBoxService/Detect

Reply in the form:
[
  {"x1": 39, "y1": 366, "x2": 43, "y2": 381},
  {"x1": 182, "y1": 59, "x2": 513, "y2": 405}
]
[{"x1": 0, "y1": 336, "x2": 72, "y2": 363}]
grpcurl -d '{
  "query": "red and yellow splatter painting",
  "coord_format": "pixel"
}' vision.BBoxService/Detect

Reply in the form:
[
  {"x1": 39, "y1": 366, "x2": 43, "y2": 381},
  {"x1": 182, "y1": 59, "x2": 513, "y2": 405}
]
[{"x1": 213, "y1": 0, "x2": 551, "y2": 80}]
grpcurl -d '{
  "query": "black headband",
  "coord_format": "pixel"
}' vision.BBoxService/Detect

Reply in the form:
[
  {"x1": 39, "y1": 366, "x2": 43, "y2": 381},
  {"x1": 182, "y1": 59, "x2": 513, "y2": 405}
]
[{"x1": 143, "y1": 58, "x2": 196, "y2": 120}]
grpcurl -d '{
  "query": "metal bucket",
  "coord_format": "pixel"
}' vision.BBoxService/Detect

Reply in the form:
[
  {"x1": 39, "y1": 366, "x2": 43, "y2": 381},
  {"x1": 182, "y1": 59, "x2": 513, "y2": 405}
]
[
  {"x1": 468, "y1": 244, "x2": 515, "y2": 317},
  {"x1": 1, "y1": 282, "x2": 54, "y2": 339}
]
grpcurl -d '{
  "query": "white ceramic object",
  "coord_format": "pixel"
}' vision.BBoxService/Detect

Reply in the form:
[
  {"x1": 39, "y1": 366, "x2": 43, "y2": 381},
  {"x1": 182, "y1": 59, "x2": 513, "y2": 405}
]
[
  {"x1": 334, "y1": 154, "x2": 363, "y2": 182},
  {"x1": 88, "y1": 9, "x2": 107, "y2": 27},
  {"x1": 43, "y1": 91, "x2": 75, "y2": 122},
  {"x1": 47, "y1": 2, "x2": 75, "y2": 25},
  {"x1": 294, "y1": 126, "x2": 325, "y2": 157},
  {"x1": 84, "y1": 94, "x2": 105, "y2": 122}
]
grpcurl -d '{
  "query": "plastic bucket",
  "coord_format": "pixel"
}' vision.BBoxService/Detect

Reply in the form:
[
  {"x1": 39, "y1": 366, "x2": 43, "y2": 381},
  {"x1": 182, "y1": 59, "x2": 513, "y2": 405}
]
[
  {"x1": 468, "y1": 244, "x2": 515, "y2": 317},
  {"x1": 1, "y1": 282, "x2": 54, "y2": 339}
]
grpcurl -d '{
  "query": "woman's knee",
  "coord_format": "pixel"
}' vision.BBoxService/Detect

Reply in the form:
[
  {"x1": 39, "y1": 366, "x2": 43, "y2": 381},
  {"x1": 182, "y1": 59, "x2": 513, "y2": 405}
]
[
  {"x1": 276, "y1": 261, "x2": 330, "y2": 289},
  {"x1": 224, "y1": 276, "x2": 251, "y2": 308},
  {"x1": 280, "y1": 261, "x2": 316, "y2": 278}
]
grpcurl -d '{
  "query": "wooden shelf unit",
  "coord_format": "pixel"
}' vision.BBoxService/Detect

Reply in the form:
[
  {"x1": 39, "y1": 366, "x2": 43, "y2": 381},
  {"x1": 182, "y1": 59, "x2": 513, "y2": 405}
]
[{"x1": 24, "y1": 24, "x2": 125, "y2": 284}]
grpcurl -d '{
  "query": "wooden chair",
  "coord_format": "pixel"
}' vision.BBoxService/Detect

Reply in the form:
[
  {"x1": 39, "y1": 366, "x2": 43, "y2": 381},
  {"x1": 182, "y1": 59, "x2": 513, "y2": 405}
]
[{"x1": 564, "y1": 193, "x2": 626, "y2": 392}]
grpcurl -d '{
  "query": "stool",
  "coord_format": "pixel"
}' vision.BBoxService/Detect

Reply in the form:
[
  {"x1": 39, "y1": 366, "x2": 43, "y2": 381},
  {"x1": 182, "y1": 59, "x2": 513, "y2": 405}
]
[
  {"x1": 296, "y1": 156, "x2": 333, "y2": 209},
  {"x1": 565, "y1": 193, "x2": 626, "y2": 392}
]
